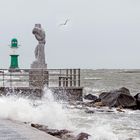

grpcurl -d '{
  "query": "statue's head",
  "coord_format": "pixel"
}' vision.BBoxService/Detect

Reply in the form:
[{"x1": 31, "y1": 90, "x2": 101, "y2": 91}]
[
  {"x1": 32, "y1": 24, "x2": 46, "y2": 43},
  {"x1": 35, "y1": 24, "x2": 41, "y2": 28}
]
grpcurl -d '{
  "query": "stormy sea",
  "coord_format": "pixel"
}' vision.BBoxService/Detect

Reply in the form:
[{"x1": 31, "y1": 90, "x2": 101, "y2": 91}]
[{"x1": 0, "y1": 69, "x2": 140, "y2": 140}]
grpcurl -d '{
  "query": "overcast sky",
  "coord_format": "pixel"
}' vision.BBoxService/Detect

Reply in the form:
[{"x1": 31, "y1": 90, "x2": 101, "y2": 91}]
[{"x1": 0, "y1": 0, "x2": 140, "y2": 69}]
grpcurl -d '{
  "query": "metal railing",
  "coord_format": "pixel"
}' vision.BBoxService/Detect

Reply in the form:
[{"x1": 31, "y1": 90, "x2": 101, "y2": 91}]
[{"x1": 0, "y1": 69, "x2": 81, "y2": 88}]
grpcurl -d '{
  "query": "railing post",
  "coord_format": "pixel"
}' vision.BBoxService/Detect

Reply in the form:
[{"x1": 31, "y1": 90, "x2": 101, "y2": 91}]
[
  {"x1": 10, "y1": 71, "x2": 12, "y2": 88},
  {"x1": 70, "y1": 69, "x2": 72, "y2": 87},
  {"x1": 73, "y1": 69, "x2": 76, "y2": 87},
  {"x1": 2, "y1": 70, "x2": 4, "y2": 87},
  {"x1": 59, "y1": 69, "x2": 62, "y2": 87},
  {"x1": 63, "y1": 77, "x2": 65, "y2": 87},
  {"x1": 78, "y1": 69, "x2": 80, "y2": 87},
  {"x1": 66, "y1": 69, "x2": 68, "y2": 87},
  {"x1": 59, "y1": 77, "x2": 61, "y2": 87}
]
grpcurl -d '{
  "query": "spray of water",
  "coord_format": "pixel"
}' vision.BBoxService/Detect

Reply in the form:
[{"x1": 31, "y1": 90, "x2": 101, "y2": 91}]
[
  {"x1": 0, "y1": 88, "x2": 73, "y2": 130},
  {"x1": 0, "y1": 87, "x2": 138, "y2": 140}
]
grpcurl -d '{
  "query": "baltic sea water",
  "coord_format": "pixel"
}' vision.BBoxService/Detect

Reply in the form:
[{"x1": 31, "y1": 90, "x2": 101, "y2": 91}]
[{"x1": 0, "y1": 69, "x2": 139, "y2": 140}]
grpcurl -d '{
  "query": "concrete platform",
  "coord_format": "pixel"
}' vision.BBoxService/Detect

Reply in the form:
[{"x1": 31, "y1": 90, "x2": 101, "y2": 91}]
[
  {"x1": 0, "y1": 87, "x2": 83, "y2": 101},
  {"x1": 0, "y1": 119, "x2": 60, "y2": 140}
]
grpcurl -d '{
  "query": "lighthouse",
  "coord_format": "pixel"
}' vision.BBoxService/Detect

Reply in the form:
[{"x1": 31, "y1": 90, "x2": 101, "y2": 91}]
[{"x1": 9, "y1": 38, "x2": 19, "y2": 69}]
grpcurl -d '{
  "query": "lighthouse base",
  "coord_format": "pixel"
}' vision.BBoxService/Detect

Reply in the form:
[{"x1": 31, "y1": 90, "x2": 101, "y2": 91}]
[{"x1": 10, "y1": 55, "x2": 19, "y2": 69}]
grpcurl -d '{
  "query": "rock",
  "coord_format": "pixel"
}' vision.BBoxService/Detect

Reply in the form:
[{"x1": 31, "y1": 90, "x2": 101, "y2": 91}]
[
  {"x1": 84, "y1": 94, "x2": 98, "y2": 101},
  {"x1": 31, "y1": 123, "x2": 71, "y2": 139},
  {"x1": 62, "y1": 132, "x2": 91, "y2": 140},
  {"x1": 95, "y1": 109, "x2": 105, "y2": 112},
  {"x1": 94, "y1": 101, "x2": 105, "y2": 107},
  {"x1": 61, "y1": 133, "x2": 75, "y2": 140},
  {"x1": 99, "y1": 87, "x2": 136, "y2": 108},
  {"x1": 46, "y1": 129, "x2": 70, "y2": 138},
  {"x1": 126, "y1": 138, "x2": 133, "y2": 140},
  {"x1": 31, "y1": 123, "x2": 48, "y2": 131},
  {"x1": 85, "y1": 109, "x2": 95, "y2": 114},
  {"x1": 76, "y1": 132, "x2": 90, "y2": 140},
  {"x1": 84, "y1": 101, "x2": 96, "y2": 107},
  {"x1": 134, "y1": 93, "x2": 140, "y2": 109},
  {"x1": 106, "y1": 110, "x2": 114, "y2": 113},
  {"x1": 24, "y1": 122, "x2": 30, "y2": 124},
  {"x1": 31, "y1": 123, "x2": 91, "y2": 140},
  {"x1": 116, "y1": 108, "x2": 125, "y2": 112}
]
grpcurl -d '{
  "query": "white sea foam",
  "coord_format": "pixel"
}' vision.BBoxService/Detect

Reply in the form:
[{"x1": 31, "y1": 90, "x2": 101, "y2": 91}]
[
  {"x1": 0, "y1": 88, "x2": 73, "y2": 130},
  {"x1": 0, "y1": 88, "x2": 139, "y2": 140}
]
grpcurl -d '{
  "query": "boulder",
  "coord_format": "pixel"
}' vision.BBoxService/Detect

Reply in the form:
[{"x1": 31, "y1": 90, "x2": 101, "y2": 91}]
[
  {"x1": 134, "y1": 93, "x2": 140, "y2": 109},
  {"x1": 76, "y1": 132, "x2": 90, "y2": 140},
  {"x1": 84, "y1": 94, "x2": 98, "y2": 101},
  {"x1": 99, "y1": 87, "x2": 136, "y2": 108}
]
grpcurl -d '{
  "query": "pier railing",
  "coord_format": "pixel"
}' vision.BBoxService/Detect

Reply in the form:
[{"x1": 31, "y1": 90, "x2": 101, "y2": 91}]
[{"x1": 0, "y1": 69, "x2": 81, "y2": 88}]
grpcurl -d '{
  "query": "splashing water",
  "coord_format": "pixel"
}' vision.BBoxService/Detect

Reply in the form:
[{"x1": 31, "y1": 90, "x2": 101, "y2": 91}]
[
  {"x1": 0, "y1": 87, "x2": 139, "y2": 140},
  {"x1": 0, "y1": 88, "x2": 72, "y2": 130}
]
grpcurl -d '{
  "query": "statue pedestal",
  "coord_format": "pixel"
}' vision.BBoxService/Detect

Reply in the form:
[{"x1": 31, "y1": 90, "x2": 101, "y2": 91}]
[
  {"x1": 31, "y1": 61, "x2": 47, "y2": 69},
  {"x1": 29, "y1": 69, "x2": 49, "y2": 88}
]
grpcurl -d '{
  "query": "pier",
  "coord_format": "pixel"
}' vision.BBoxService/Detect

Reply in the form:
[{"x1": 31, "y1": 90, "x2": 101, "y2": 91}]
[
  {"x1": 0, "y1": 69, "x2": 83, "y2": 101},
  {"x1": 0, "y1": 119, "x2": 60, "y2": 140}
]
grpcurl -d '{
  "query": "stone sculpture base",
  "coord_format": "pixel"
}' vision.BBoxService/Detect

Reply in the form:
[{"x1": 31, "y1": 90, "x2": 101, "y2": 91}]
[
  {"x1": 29, "y1": 69, "x2": 49, "y2": 88},
  {"x1": 31, "y1": 61, "x2": 47, "y2": 69}
]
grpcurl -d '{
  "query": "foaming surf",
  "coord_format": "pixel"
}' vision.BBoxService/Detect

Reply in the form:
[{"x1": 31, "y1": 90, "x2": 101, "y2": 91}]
[
  {"x1": 0, "y1": 87, "x2": 139, "y2": 140},
  {"x1": 0, "y1": 88, "x2": 72, "y2": 130}
]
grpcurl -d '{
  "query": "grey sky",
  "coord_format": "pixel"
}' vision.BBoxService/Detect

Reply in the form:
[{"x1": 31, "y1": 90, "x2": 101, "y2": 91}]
[{"x1": 0, "y1": 0, "x2": 140, "y2": 69}]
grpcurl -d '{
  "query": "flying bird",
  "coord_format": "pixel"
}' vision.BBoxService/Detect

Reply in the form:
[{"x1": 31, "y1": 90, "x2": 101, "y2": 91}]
[{"x1": 59, "y1": 19, "x2": 69, "y2": 26}]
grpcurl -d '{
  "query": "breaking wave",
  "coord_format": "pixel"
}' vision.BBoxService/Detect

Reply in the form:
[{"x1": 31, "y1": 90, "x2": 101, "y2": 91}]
[{"x1": 0, "y1": 87, "x2": 139, "y2": 140}]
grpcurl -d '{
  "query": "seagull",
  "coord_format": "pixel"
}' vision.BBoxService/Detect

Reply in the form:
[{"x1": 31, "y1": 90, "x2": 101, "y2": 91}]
[{"x1": 59, "y1": 19, "x2": 69, "y2": 26}]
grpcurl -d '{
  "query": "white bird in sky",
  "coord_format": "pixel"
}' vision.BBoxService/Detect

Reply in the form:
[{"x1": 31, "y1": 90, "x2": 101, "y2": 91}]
[{"x1": 59, "y1": 19, "x2": 70, "y2": 26}]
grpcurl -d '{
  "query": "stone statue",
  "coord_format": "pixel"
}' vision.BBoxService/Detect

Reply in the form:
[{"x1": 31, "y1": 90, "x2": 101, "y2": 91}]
[{"x1": 31, "y1": 24, "x2": 47, "y2": 69}]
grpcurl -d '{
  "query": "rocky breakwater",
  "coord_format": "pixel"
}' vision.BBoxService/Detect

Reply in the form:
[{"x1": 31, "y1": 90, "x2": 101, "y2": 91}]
[
  {"x1": 83, "y1": 87, "x2": 140, "y2": 113},
  {"x1": 31, "y1": 123, "x2": 90, "y2": 140}
]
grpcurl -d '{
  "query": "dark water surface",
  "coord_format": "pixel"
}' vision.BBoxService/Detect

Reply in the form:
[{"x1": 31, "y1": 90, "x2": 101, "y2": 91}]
[{"x1": 81, "y1": 69, "x2": 140, "y2": 95}]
